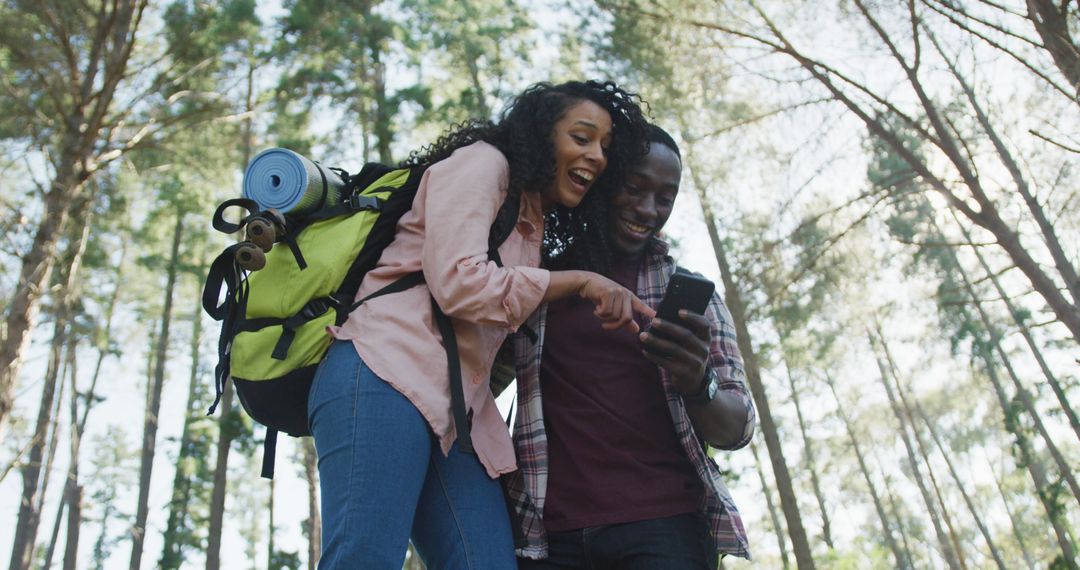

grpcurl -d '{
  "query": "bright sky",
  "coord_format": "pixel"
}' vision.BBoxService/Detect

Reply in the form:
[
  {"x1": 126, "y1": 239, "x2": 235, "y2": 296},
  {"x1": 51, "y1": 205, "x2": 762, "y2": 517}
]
[{"x1": 3, "y1": 1, "x2": 1076, "y2": 569}]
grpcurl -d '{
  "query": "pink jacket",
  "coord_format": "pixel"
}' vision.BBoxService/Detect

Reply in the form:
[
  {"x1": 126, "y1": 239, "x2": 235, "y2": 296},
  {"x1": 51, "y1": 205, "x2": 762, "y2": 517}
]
[{"x1": 330, "y1": 141, "x2": 549, "y2": 477}]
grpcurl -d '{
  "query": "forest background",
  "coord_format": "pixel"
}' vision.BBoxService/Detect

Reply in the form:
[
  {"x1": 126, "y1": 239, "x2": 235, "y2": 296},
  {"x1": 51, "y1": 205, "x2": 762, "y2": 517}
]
[{"x1": 0, "y1": 0, "x2": 1077, "y2": 569}]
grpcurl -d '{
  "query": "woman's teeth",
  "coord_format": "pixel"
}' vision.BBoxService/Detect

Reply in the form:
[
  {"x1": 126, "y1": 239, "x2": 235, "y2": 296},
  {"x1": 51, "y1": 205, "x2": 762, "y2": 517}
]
[
  {"x1": 570, "y1": 169, "x2": 594, "y2": 185},
  {"x1": 623, "y1": 220, "x2": 649, "y2": 234}
]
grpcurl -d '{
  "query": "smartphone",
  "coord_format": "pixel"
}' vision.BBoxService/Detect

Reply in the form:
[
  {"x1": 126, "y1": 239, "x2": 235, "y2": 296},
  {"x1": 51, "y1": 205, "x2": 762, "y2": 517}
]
[{"x1": 655, "y1": 272, "x2": 715, "y2": 322}]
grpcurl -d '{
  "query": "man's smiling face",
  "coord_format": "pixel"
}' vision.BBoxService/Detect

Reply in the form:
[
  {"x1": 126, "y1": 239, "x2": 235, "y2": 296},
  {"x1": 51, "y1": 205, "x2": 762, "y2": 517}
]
[{"x1": 607, "y1": 142, "x2": 682, "y2": 258}]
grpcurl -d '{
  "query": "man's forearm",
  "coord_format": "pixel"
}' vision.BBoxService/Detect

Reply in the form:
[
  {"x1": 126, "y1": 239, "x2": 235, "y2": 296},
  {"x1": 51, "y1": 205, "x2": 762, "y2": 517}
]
[{"x1": 685, "y1": 387, "x2": 752, "y2": 449}]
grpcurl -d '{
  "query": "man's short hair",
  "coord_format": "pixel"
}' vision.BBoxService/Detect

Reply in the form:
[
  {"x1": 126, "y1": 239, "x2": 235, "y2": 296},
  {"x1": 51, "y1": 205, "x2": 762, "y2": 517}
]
[{"x1": 647, "y1": 124, "x2": 681, "y2": 159}]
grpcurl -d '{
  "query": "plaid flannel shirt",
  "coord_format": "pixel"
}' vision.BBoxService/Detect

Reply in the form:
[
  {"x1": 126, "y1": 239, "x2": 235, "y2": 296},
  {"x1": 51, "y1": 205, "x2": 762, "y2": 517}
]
[{"x1": 505, "y1": 238, "x2": 754, "y2": 560}]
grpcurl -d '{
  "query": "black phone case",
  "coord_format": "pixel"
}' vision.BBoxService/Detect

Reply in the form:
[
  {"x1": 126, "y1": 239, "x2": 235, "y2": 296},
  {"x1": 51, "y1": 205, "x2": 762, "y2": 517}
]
[{"x1": 655, "y1": 273, "x2": 715, "y2": 322}]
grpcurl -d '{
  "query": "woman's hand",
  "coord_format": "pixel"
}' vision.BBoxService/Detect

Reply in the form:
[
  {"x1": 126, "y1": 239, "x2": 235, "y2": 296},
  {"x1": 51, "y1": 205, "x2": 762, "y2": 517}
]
[
  {"x1": 545, "y1": 270, "x2": 655, "y2": 333},
  {"x1": 577, "y1": 272, "x2": 655, "y2": 333}
]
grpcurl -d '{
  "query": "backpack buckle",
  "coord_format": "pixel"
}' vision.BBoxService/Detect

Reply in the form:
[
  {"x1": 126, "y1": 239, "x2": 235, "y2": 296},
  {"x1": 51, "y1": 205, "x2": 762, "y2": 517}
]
[
  {"x1": 347, "y1": 194, "x2": 380, "y2": 211},
  {"x1": 300, "y1": 298, "x2": 331, "y2": 320}
]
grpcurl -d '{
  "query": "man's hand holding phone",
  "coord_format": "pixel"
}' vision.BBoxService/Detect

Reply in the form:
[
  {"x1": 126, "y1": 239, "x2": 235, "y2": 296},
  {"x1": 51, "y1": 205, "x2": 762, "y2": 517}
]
[{"x1": 641, "y1": 273, "x2": 716, "y2": 397}]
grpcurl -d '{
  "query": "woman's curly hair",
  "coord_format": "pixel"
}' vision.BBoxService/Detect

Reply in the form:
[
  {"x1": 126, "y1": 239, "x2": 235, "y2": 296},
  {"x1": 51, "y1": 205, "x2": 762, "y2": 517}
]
[{"x1": 402, "y1": 80, "x2": 650, "y2": 274}]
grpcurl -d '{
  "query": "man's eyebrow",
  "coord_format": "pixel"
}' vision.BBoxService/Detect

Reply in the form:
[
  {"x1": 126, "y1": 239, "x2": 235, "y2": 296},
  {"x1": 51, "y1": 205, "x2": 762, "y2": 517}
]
[{"x1": 630, "y1": 170, "x2": 679, "y2": 188}]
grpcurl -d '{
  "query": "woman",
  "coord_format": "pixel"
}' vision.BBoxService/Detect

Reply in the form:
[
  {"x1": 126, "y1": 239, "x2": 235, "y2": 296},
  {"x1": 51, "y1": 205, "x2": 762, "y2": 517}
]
[{"x1": 308, "y1": 80, "x2": 653, "y2": 569}]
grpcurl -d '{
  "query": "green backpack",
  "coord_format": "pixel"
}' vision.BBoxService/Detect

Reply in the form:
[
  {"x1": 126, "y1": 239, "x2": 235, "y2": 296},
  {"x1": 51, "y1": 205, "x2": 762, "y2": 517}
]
[{"x1": 202, "y1": 160, "x2": 522, "y2": 477}]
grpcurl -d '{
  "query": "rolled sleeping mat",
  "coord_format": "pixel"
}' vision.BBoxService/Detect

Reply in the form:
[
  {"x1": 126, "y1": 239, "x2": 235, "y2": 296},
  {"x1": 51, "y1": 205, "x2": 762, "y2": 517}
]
[{"x1": 242, "y1": 148, "x2": 346, "y2": 216}]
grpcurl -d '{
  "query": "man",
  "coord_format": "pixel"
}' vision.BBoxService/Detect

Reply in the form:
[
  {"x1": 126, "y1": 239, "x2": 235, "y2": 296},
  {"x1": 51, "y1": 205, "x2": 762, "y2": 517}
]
[{"x1": 505, "y1": 125, "x2": 755, "y2": 569}]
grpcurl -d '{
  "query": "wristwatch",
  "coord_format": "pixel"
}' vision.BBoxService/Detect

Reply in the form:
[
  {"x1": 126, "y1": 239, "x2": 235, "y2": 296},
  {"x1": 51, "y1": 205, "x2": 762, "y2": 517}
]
[{"x1": 683, "y1": 373, "x2": 718, "y2": 405}]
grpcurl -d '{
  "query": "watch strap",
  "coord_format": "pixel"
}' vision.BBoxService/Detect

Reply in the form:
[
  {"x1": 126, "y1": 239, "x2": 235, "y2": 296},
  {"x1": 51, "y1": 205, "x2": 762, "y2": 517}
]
[{"x1": 683, "y1": 372, "x2": 717, "y2": 405}]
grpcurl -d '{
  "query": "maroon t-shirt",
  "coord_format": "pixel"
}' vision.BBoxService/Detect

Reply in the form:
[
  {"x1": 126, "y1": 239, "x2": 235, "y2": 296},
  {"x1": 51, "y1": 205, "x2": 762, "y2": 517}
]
[{"x1": 540, "y1": 257, "x2": 703, "y2": 532}]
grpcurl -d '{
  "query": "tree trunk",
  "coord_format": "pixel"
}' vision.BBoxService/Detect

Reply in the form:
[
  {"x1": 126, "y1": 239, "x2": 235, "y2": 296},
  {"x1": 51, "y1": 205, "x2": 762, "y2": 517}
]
[
  {"x1": 825, "y1": 373, "x2": 908, "y2": 569},
  {"x1": 0, "y1": 161, "x2": 86, "y2": 435},
  {"x1": 1026, "y1": 0, "x2": 1080, "y2": 92},
  {"x1": 41, "y1": 460, "x2": 66, "y2": 569},
  {"x1": 943, "y1": 232, "x2": 1080, "y2": 505},
  {"x1": 207, "y1": 57, "x2": 259, "y2": 569},
  {"x1": 206, "y1": 381, "x2": 234, "y2": 570},
  {"x1": 8, "y1": 295, "x2": 64, "y2": 570},
  {"x1": 65, "y1": 239, "x2": 127, "y2": 570},
  {"x1": 978, "y1": 346, "x2": 1077, "y2": 567},
  {"x1": 927, "y1": 28, "x2": 1080, "y2": 308},
  {"x1": 985, "y1": 451, "x2": 1038, "y2": 570},
  {"x1": 867, "y1": 331, "x2": 962, "y2": 570},
  {"x1": 691, "y1": 171, "x2": 815, "y2": 569},
  {"x1": 32, "y1": 357, "x2": 69, "y2": 567},
  {"x1": 750, "y1": 440, "x2": 791, "y2": 569},
  {"x1": 951, "y1": 212, "x2": 1080, "y2": 445},
  {"x1": 9, "y1": 195, "x2": 94, "y2": 570},
  {"x1": 0, "y1": 0, "x2": 146, "y2": 433},
  {"x1": 303, "y1": 438, "x2": 320, "y2": 570},
  {"x1": 880, "y1": 469, "x2": 917, "y2": 565},
  {"x1": 742, "y1": 4, "x2": 1080, "y2": 343},
  {"x1": 129, "y1": 209, "x2": 185, "y2": 570},
  {"x1": 268, "y1": 477, "x2": 276, "y2": 569},
  {"x1": 783, "y1": 362, "x2": 832, "y2": 549},
  {"x1": 61, "y1": 339, "x2": 82, "y2": 570},
  {"x1": 373, "y1": 56, "x2": 393, "y2": 164},
  {"x1": 875, "y1": 328, "x2": 969, "y2": 570},
  {"x1": 914, "y1": 402, "x2": 1007, "y2": 569},
  {"x1": 43, "y1": 340, "x2": 81, "y2": 570},
  {"x1": 161, "y1": 302, "x2": 206, "y2": 570}
]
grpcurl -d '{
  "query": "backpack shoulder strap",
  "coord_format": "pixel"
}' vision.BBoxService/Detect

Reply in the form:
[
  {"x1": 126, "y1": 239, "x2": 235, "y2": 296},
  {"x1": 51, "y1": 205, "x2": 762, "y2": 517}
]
[
  {"x1": 486, "y1": 188, "x2": 521, "y2": 267},
  {"x1": 331, "y1": 165, "x2": 427, "y2": 323}
]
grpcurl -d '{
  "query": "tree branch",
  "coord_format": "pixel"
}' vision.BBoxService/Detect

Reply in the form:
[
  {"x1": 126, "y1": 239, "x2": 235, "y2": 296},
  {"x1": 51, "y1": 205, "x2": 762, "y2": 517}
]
[
  {"x1": 922, "y1": 0, "x2": 1077, "y2": 100},
  {"x1": 1029, "y1": 129, "x2": 1080, "y2": 152}
]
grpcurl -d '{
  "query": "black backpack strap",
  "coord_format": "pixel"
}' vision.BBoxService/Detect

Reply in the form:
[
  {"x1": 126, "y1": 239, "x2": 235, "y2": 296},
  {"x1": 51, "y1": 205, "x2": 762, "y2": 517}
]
[
  {"x1": 330, "y1": 166, "x2": 427, "y2": 323},
  {"x1": 203, "y1": 243, "x2": 245, "y2": 320},
  {"x1": 203, "y1": 242, "x2": 252, "y2": 417},
  {"x1": 486, "y1": 188, "x2": 520, "y2": 267},
  {"x1": 261, "y1": 429, "x2": 278, "y2": 479},
  {"x1": 337, "y1": 271, "x2": 425, "y2": 324},
  {"x1": 432, "y1": 296, "x2": 473, "y2": 454},
  {"x1": 434, "y1": 187, "x2": 525, "y2": 454},
  {"x1": 271, "y1": 297, "x2": 336, "y2": 360},
  {"x1": 484, "y1": 189, "x2": 538, "y2": 342},
  {"x1": 315, "y1": 194, "x2": 382, "y2": 220},
  {"x1": 211, "y1": 198, "x2": 261, "y2": 235},
  {"x1": 505, "y1": 395, "x2": 515, "y2": 429},
  {"x1": 309, "y1": 162, "x2": 397, "y2": 220}
]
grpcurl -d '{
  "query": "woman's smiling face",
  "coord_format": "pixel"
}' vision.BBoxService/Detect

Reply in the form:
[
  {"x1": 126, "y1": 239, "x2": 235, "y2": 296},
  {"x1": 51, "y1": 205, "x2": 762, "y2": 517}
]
[{"x1": 541, "y1": 100, "x2": 613, "y2": 211}]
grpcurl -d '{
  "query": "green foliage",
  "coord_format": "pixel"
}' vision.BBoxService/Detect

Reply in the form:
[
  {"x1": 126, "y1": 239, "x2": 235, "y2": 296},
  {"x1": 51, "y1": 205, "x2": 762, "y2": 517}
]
[
  {"x1": 868, "y1": 120, "x2": 993, "y2": 355},
  {"x1": 160, "y1": 391, "x2": 219, "y2": 569},
  {"x1": 274, "y1": 0, "x2": 423, "y2": 161},
  {"x1": 3, "y1": 4, "x2": 1075, "y2": 568},
  {"x1": 399, "y1": 0, "x2": 534, "y2": 125},
  {"x1": 269, "y1": 548, "x2": 302, "y2": 570},
  {"x1": 86, "y1": 427, "x2": 138, "y2": 570},
  {"x1": 221, "y1": 404, "x2": 256, "y2": 450},
  {"x1": 0, "y1": 1, "x2": 87, "y2": 144},
  {"x1": 587, "y1": 0, "x2": 680, "y2": 95},
  {"x1": 163, "y1": 0, "x2": 261, "y2": 95}
]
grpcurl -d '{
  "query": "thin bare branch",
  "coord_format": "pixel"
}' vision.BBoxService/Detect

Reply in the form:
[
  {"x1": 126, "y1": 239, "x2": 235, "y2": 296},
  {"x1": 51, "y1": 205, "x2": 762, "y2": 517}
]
[
  {"x1": 1030, "y1": 129, "x2": 1080, "y2": 152},
  {"x1": 685, "y1": 97, "x2": 834, "y2": 141},
  {"x1": 922, "y1": 0, "x2": 1077, "y2": 99},
  {"x1": 925, "y1": 0, "x2": 1044, "y2": 49},
  {"x1": 975, "y1": 0, "x2": 1029, "y2": 18}
]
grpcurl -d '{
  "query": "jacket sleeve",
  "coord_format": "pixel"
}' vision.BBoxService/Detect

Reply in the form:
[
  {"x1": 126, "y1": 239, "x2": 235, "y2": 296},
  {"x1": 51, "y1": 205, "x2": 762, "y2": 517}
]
[
  {"x1": 420, "y1": 143, "x2": 549, "y2": 330},
  {"x1": 705, "y1": 290, "x2": 756, "y2": 450}
]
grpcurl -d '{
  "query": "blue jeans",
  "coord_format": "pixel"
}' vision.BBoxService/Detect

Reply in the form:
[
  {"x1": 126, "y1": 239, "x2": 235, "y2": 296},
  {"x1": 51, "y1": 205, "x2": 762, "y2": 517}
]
[
  {"x1": 517, "y1": 513, "x2": 717, "y2": 570},
  {"x1": 309, "y1": 340, "x2": 515, "y2": 569}
]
